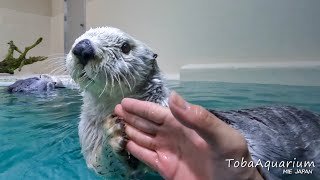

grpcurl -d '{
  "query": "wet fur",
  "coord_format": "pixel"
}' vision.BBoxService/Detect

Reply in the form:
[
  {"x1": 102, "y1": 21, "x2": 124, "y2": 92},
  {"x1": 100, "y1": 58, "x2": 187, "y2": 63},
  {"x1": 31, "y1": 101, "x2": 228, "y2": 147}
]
[
  {"x1": 66, "y1": 27, "x2": 169, "y2": 178},
  {"x1": 211, "y1": 106, "x2": 320, "y2": 180}
]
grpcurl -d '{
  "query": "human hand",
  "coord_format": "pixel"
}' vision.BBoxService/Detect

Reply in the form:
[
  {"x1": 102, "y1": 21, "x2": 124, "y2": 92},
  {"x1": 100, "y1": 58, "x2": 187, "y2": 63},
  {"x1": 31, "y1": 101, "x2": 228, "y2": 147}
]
[{"x1": 115, "y1": 92, "x2": 263, "y2": 180}]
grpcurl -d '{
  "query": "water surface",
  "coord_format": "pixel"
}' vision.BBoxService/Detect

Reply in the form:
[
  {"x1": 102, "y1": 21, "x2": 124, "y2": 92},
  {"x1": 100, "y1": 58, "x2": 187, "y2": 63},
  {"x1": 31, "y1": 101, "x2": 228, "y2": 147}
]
[{"x1": 0, "y1": 81, "x2": 319, "y2": 179}]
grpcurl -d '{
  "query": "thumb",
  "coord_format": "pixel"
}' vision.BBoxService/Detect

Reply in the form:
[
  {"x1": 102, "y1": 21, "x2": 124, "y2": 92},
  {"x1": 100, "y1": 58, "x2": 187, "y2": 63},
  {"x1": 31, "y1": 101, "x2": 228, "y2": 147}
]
[{"x1": 168, "y1": 91, "x2": 242, "y2": 149}]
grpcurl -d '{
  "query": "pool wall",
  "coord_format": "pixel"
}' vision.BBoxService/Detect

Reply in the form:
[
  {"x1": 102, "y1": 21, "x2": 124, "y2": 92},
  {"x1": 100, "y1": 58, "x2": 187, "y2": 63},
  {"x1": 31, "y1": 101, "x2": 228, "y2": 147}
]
[
  {"x1": 1, "y1": 61, "x2": 320, "y2": 87},
  {"x1": 180, "y1": 62, "x2": 320, "y2": 86}
]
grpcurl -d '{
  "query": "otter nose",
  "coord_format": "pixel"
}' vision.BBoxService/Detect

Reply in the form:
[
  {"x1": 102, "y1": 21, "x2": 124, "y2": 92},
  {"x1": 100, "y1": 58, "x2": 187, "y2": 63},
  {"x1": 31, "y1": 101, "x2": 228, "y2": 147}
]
[{"x1": 72, "y1": 39, "x2": 94, "y2": 66}]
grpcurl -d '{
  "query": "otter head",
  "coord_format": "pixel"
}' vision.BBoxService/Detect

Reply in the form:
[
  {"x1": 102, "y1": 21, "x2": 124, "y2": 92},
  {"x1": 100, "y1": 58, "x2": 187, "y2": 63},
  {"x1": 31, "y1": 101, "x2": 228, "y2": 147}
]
[{"x1": 66, "y1": 27, "x2": 159, "y2": 98}]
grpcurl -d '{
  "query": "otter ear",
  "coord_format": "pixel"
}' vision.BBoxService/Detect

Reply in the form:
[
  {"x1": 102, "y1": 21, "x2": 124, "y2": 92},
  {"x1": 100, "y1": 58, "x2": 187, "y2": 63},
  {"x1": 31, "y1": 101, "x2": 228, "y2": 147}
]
[{"x1": 153, "y1": 53, "x2": 158, "y2": 59}]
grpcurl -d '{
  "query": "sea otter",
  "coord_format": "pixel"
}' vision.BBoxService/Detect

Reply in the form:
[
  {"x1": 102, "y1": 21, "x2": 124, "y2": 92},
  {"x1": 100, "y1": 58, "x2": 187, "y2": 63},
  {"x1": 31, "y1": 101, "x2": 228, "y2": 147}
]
[
  {"x1": 66, "y1": 27, "x2": 320, "y2": 180},
  {"x1": 7, "y1": 74, "x2": 63, "y2": 93}
]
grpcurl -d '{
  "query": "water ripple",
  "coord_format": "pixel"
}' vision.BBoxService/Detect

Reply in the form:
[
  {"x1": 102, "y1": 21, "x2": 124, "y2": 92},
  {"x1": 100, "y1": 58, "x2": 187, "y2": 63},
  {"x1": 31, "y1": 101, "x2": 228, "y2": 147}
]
[{"x1": 0, "y1": 82, "x2": 320, "y2": 179}]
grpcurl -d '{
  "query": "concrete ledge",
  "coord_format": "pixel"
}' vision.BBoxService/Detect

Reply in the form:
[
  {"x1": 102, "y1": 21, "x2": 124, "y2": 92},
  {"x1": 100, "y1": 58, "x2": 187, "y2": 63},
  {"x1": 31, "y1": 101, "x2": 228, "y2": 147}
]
[
  {"x1": 180, "y1": 62, "x2": 320, "y2": 86},
  {"x1": 0, "y1": 73, "x2": 13, "y2": 76},
  {"x1": 0, "y1": 74, "x2": 18, "y2": 86},
  {"x1": 163, "y1": 73, "x2": 180, "y2": 81}
]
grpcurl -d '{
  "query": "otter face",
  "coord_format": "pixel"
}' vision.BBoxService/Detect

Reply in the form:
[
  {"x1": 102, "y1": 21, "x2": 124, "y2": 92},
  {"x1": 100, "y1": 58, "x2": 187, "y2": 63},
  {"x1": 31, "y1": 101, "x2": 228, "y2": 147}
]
[{"x1": 66, "y1": 27, "x2": 158, "y2": 97}]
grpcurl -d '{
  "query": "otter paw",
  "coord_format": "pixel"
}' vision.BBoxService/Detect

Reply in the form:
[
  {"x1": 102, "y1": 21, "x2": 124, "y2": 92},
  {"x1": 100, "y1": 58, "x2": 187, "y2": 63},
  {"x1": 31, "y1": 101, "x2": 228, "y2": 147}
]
[{"x1": 104, "y1": 114, "x2": 127, "y2": 154}]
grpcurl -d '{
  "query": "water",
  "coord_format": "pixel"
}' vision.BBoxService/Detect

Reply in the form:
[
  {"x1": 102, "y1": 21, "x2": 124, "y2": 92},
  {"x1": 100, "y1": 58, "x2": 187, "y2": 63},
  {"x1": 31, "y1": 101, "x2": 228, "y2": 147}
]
[
  {"x1": 0, "y1": 81, "x2": 320, "y2": 180},
  {"x1": 175, "y1": 81, "x2": 320, "y2": 112}
]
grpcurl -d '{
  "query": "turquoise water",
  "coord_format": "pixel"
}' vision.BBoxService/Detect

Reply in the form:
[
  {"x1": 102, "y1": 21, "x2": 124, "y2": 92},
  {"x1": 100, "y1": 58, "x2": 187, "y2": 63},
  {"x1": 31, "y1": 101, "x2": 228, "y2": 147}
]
[{"x1": 0, "y1": 81, "x2": 320, "y2": 180}]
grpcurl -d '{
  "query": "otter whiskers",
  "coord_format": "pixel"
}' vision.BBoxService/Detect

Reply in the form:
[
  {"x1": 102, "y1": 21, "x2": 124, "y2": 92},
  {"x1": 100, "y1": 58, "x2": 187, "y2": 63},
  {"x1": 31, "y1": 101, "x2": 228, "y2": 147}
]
[
  {"x1": 66, "y1": 27, "x2": 169, "y2": 179},
  {"x1": 98, "y1": 68, "x2": 108, "y2": 98},
  {"x1": 83, "y1": 71, "x2": 98, "y2": 90},
  {"x1": 115, "y1": 73, "x2": 125, "y2": 98},
  {"x1": 45, "y1": 56, "x2": 68, "y2": 75},
  {"x1": 118, "y1": 70, "x2": 132, "y2": 92}
]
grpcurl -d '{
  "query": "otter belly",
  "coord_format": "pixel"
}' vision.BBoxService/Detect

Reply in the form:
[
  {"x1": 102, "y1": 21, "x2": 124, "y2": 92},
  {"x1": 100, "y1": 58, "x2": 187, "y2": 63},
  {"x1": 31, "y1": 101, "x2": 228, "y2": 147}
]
[{"x1": 210, "y1": 106, "x2": 320, "y2": 180}]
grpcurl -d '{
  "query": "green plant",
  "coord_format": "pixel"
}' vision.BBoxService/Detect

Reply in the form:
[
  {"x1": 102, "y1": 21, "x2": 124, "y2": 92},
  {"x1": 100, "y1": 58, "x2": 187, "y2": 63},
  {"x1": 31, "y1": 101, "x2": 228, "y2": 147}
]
[{"x1": 0, "y1": 38, "x2": 48, "y2": 74}]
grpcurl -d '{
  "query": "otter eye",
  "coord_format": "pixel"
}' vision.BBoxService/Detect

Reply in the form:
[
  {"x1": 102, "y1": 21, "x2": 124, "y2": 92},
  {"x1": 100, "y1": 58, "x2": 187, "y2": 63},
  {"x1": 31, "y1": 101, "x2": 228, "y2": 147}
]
[{"x1": 121, "y1": 42, "x2": 131, "y2": 54}]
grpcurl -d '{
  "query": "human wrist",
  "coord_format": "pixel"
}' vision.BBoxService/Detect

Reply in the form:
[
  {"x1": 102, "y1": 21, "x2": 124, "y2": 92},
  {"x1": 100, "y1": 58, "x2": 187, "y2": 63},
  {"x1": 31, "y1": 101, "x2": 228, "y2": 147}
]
[
  {"x1": 249, "y1": 166, "x2": 265, "y2": 180},
  {"x1": 253, "y1": 166, "x2": 265, "y2": 180}
]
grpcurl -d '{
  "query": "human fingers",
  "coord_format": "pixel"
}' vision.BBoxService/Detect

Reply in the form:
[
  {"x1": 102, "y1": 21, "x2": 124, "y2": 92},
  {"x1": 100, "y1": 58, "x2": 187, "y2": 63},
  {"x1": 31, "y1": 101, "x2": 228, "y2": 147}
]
[
  {"x1": 126, "y1": 141, "x2": 159, "y2": 172},
  {"x1": 115, "y1": 104, "x2": 159, "y2": 135},
  {"x1": 125, "y1": 124, "x2": 157, "y2": 151},
  {"x1": 169, "y1": 91, "x2": 245, "y2": 151},
  {"x1": 120, "y1": 98, "x2": 170, "y2": 125}
]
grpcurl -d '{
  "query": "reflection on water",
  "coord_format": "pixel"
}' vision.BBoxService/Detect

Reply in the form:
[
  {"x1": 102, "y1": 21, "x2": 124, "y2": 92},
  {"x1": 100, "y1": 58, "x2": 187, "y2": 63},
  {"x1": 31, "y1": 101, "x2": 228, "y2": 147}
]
[
  {"x1": 0, "y1": 81, "x2": 319, "y2": 179},
  {"x1": 171, "y1": 81, "x2": 320, "y2": 112},
  {"x1": 0, "y1": 88, "x2": 99, "y2": 180}
]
